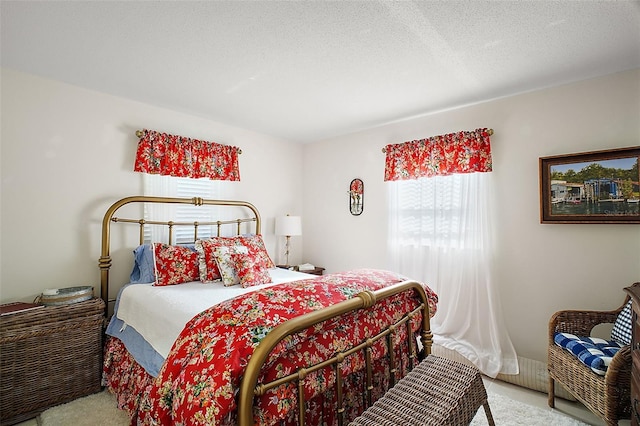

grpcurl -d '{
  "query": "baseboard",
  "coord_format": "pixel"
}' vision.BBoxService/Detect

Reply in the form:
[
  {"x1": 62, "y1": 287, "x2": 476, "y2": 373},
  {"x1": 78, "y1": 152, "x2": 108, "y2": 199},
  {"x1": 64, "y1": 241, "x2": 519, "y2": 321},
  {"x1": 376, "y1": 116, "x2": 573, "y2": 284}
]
[{"x1": 431, "y1": 344, "x2": 577, "y2": 401}]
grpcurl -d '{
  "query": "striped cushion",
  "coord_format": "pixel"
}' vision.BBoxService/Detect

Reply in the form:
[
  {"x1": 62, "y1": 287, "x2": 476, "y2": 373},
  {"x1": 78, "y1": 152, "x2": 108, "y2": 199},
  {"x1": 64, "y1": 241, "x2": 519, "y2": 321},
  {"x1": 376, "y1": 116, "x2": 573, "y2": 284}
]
[{"x1": 554, "y1": 333, "x2": 624, "y2": 376}]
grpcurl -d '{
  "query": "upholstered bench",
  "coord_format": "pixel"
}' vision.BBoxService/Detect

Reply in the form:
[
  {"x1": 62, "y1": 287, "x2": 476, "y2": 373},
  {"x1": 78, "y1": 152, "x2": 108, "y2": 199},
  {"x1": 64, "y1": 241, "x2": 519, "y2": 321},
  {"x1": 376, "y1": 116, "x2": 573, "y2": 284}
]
[{"x1": 349, "y1": 355, "x2": 495, "y2": 426}]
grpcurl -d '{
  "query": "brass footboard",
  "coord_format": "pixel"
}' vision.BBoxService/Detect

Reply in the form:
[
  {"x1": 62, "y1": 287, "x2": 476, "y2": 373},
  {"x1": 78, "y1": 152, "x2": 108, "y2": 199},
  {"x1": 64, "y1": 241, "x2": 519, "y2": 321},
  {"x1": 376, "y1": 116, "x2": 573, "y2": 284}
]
[{"x1": 238, "y1": 280, "x2": 433, "y2": 426}]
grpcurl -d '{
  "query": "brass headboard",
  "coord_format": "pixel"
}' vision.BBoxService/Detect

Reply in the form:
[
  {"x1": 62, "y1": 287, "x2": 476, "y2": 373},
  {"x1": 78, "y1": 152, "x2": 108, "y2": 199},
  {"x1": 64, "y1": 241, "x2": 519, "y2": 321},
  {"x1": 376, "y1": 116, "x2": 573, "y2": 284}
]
[{"x1": 98, "y1": 196, "x2": 261, "y2": 316}]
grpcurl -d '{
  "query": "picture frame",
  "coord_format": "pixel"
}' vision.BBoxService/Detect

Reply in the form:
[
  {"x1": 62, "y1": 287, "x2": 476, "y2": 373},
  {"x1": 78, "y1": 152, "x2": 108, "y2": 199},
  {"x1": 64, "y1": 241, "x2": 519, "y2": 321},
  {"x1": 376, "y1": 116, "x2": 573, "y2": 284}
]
[{"x1": 539, "y1": 146, "x2": 640, "y2": 224}]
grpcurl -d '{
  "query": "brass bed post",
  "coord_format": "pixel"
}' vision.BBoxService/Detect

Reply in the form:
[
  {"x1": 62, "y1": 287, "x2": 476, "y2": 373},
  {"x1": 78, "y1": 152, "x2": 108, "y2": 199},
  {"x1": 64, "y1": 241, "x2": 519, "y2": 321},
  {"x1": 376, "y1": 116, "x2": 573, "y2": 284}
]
[
  {"x1": 335, "y1": 355, "x2": 346, "y2": 426},
  {"x1": 406, "y1": 317, "x2": 417, "y2": 369},
  {"x1": 296, "y1": 370, "x2": 307, "y2": 425},
  {"x1": 138, "y1": 220, "x2": 145, "y2": 245},
  {"x1": 420, "y1": 300, "x2": 433, "y2": 357},
  {"x1": 387, "y1": 325, "x2": 398, "y2": 387},
  {"x1": 364, "y1": 340, "x2": 374, "y2": 408},
  {"x1": 99, "y1": 196, "x2": 138, "y2": 318}
]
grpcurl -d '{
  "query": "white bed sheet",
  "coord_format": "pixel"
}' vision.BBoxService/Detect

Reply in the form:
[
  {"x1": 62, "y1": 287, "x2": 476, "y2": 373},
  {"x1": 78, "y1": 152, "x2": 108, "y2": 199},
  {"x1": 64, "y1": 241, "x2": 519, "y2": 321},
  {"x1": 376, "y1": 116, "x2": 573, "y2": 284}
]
[{"x1": 116, "y1": 267, "x2": 314, "y2": 359}]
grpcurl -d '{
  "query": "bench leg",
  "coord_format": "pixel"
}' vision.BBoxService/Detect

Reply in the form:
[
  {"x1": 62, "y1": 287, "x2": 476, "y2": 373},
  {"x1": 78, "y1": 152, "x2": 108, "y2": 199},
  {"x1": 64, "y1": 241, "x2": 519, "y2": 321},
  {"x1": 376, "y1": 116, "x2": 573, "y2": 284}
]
[{"x1": 483, "y1": 402, "x2": 496, "y2": 426}]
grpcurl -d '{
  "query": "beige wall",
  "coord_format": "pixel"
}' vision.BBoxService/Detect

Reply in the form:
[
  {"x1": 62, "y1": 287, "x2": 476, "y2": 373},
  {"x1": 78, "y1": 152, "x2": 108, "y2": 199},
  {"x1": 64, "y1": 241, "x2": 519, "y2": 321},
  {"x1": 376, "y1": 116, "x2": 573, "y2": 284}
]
[
  {"x1": 302, "y1": 69, "x2": 640, "y2": 363},
  {"x1": 2, "y1": 67, "x2": 639, "y2": 365},
  {"x1": 0, "y1": 68, "x2": 304, "y2": 303}
]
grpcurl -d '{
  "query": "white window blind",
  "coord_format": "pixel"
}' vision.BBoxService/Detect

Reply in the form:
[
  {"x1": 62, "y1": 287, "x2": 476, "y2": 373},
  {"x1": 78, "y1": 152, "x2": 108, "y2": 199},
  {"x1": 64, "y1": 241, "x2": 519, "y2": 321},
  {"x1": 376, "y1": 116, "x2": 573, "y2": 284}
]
[
  {"x1": 142, "y1": 174, "x2": 229, "y2": 244},
  {"x1": 390, "y1": 174, "x2": 477, "y2": 250}
]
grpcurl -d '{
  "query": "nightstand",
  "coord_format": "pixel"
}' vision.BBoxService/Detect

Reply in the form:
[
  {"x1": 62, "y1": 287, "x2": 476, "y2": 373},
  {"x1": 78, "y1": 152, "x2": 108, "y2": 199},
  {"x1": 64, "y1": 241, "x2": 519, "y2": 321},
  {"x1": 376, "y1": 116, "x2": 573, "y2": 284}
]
[
  {"x1": 277, "y1": 265, "x2": 325, "y2": 276},
  {"x1": 302, "y1": 267, "x2": 324, "y2": 276},
  {"x1": 0, "y1": 298, "x2": 105, "y2": 425}
]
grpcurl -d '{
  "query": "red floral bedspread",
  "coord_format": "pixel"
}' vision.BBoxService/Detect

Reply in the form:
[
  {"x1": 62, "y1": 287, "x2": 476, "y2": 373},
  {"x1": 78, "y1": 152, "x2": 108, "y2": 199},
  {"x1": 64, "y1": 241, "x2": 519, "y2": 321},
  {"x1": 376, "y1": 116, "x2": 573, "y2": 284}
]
[{"x1": 103, "y1": 269, "x2": 438, "y2": 425}]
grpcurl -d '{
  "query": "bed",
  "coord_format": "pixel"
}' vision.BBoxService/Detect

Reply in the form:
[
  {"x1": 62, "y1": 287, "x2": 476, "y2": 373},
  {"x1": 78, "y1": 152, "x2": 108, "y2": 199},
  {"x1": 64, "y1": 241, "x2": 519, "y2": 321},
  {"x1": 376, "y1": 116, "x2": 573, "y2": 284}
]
[{"x1": 99, "y1": 196, "x2": 438, "y2": 425}]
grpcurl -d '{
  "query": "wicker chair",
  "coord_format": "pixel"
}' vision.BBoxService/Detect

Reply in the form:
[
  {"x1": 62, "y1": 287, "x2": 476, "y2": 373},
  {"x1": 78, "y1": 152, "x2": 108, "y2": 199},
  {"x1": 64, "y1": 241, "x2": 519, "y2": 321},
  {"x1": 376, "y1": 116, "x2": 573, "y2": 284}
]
[{"x1": 548, "y1": 290, "x2": 634, "y2": 426}]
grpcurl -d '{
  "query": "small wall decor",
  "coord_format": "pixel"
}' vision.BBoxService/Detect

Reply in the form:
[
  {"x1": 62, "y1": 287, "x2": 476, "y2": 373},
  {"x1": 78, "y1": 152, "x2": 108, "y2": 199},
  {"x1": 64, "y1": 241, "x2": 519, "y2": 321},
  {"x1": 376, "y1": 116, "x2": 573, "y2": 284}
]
[
  {"x1": 349, "y1": 178, "x2": 364, "y2": 216},
  {"x1": 539, "y1": 146, "x2": 640, "y2": 224}
]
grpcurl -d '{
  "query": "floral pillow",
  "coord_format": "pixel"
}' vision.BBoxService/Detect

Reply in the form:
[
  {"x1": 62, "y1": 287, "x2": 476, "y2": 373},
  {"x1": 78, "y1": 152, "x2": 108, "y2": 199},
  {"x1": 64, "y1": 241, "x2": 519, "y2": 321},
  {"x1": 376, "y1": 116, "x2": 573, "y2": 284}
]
[
  {"x1": 231, "y1": 251, "x2": 272, "y2": 288},
  {"x1": 195, "y1": 237, "x2": 242, "y2": 283},
  {"x1": 237, "y1": 234, "x2": 275, "y2": 269},
  {"x1": 152, "y1": 243, "x2": 200, "y2": 286},
  {"x1": 214, "y1": 245, "x2": 249, "y2": 286}
]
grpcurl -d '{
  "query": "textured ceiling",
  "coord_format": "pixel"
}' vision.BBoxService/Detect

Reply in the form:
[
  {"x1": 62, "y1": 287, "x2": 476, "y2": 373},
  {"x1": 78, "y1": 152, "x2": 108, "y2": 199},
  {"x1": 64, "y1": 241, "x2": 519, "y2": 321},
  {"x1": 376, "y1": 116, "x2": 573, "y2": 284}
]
[{"x1": 2, "y1": 1, "x2": 639, "y2": 143}]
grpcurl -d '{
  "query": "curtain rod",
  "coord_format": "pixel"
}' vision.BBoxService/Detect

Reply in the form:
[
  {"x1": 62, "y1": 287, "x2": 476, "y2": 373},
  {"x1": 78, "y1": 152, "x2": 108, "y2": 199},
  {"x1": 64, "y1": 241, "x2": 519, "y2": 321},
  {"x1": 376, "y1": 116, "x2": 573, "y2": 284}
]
[
  {"x1": 136, "y1": 130, "x2": 242, "y2": 154},
  {"x1": 381, "y1": 128, "x2": 494, "y2": 153}
]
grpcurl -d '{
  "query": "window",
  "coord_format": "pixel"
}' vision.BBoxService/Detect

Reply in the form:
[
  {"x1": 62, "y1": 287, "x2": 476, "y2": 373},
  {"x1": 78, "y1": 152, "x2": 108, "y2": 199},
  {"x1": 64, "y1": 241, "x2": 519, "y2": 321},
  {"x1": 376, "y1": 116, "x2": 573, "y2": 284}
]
[
  {"x1": 142, "y1": 174, "x2": 230, "y2": 244},
  {"x1": 387, "y1": 172, "x2": 518, "y2": 377},
  {"x1": 388, "y1": 174, "x2": 482, "y2": 250}
]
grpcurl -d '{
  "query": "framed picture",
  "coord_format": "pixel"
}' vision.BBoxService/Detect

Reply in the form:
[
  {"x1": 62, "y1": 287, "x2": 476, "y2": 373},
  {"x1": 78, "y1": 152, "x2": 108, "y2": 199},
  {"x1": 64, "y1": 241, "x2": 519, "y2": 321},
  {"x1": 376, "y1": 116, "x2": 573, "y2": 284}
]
[{"x1": 539, "y1": 146, "x2": 640, "y2": 224}]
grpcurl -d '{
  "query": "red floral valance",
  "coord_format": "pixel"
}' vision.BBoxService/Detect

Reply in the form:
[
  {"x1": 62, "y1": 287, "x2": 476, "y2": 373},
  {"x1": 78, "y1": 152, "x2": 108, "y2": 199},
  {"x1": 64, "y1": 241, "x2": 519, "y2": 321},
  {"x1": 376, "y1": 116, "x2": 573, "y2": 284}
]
[
  {"x1": 134, "y1": 129, "x2": 241, "y2": 181},
  {"x1": 383, "y1": 128, "x2": 493, "y2": 181}
]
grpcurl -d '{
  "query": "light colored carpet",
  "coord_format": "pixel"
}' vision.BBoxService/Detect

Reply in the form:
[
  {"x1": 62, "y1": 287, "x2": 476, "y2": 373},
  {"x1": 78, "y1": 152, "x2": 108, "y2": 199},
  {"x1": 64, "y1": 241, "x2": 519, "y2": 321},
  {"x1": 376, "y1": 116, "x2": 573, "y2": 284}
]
[
  {"x1": 40, "y1": 387, "x2": 589, "y2": 426},
  {"x1": 39, "y1": 391, "x2": 129, "y2": 426},
  {"x1": 470, "y1": 391, "x2": 587, "y2": 425}
]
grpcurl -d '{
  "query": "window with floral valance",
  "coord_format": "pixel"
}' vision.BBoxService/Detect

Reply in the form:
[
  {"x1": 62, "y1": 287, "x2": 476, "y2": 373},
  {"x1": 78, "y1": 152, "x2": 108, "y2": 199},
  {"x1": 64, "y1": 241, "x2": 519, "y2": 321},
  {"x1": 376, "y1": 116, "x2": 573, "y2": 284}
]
[
  {"x1": 134, "y1": 129, "x2": 241, "y2": 181},
  {"x1": 386, "y1": 127, "x2": 518, "y2": 378},
  {"x1": 383, "y1": 128, "x2": 493, "y2": 181}
]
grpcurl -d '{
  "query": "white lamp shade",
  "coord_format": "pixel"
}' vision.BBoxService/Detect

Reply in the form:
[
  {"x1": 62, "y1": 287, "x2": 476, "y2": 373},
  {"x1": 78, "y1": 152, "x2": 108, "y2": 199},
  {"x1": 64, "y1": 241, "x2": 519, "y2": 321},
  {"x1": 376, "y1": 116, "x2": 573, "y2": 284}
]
[{"x1": 275, "y1": 215, "x2": 302, "y2": 236}]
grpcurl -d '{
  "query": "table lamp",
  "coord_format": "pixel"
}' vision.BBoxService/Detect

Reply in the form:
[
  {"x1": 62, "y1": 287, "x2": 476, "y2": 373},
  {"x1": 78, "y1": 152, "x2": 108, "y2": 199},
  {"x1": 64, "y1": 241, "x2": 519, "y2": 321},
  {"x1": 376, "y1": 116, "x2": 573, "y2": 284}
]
[{"x1": 275, "y1": 214, "x2": 302, "y2": 267}]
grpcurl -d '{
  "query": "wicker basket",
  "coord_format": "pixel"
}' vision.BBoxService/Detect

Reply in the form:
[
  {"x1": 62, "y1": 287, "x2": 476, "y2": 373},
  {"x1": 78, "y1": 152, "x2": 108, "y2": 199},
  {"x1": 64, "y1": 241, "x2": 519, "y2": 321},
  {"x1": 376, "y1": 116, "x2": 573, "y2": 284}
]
[{"x1": 0, "y1": 298, "x2": 105, "y2": 425}]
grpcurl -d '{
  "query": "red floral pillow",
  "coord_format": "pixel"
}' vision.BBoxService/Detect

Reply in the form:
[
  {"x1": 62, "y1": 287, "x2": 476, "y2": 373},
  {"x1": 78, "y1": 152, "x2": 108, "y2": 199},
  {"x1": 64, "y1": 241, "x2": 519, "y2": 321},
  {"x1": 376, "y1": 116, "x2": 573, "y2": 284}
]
[
  {"x1": 237, "y1": 234, "x2": 275, "y2": 269},
  {"x1": 195, "y1": 237, "x2": 242, "y2": 283},
  {"x1": 231, "y1": 251, "x2": 272, "y2": 288},
  {"x1": 152, "y1": 243, "x2": 200, "y2": 286}
]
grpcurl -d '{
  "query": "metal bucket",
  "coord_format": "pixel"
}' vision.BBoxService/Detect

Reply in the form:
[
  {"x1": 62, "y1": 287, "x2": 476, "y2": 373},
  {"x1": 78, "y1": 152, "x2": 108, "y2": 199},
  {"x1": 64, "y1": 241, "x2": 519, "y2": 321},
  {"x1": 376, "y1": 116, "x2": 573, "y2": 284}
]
[{"x1": 40, "y1": 286, "x2": 93, "y2": 306}]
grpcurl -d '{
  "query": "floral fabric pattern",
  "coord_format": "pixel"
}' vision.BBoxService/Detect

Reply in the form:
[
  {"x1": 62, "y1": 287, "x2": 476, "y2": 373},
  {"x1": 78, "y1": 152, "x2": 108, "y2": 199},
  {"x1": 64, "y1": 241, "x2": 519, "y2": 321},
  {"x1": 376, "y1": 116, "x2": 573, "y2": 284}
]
[
  {"x1": 194, "y1": 237, "x2": 241, "y2": 282},
  {"x1": 384, "y1": 128, "x2": 492, "y2": 181},
  {"x1": 232, "y1": 251, "x2": 272, "y2": 287},
  {"x1": 152, "y1": 243, "x2": 200, "y2": 286},
  {"x1": 214, "y1": 245, "x2": 249, "y2": 286},
  {"x1": 134, "y1": 129, "x2": 241, "y2": 181},
  {"x1": 103, "y1": 337, "x2": 153, "y2": 418},
  {"x1": 103, "y1": 269, "x2": 438, "y2": 426},
  {"x1": 103, "y1": 336, "x2": 408, "y2": 426},
  {"x1": 238, "y1": 234, "x2": 276, "y2": 269}
]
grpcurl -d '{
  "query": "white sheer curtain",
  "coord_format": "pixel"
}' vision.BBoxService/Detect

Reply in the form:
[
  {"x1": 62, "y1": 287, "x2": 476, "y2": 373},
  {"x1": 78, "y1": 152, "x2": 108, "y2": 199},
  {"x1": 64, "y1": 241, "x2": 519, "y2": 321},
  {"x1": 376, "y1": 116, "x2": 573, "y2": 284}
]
[{"x1": 387, "y1": 172, "x2": 518, "y2": 377}]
